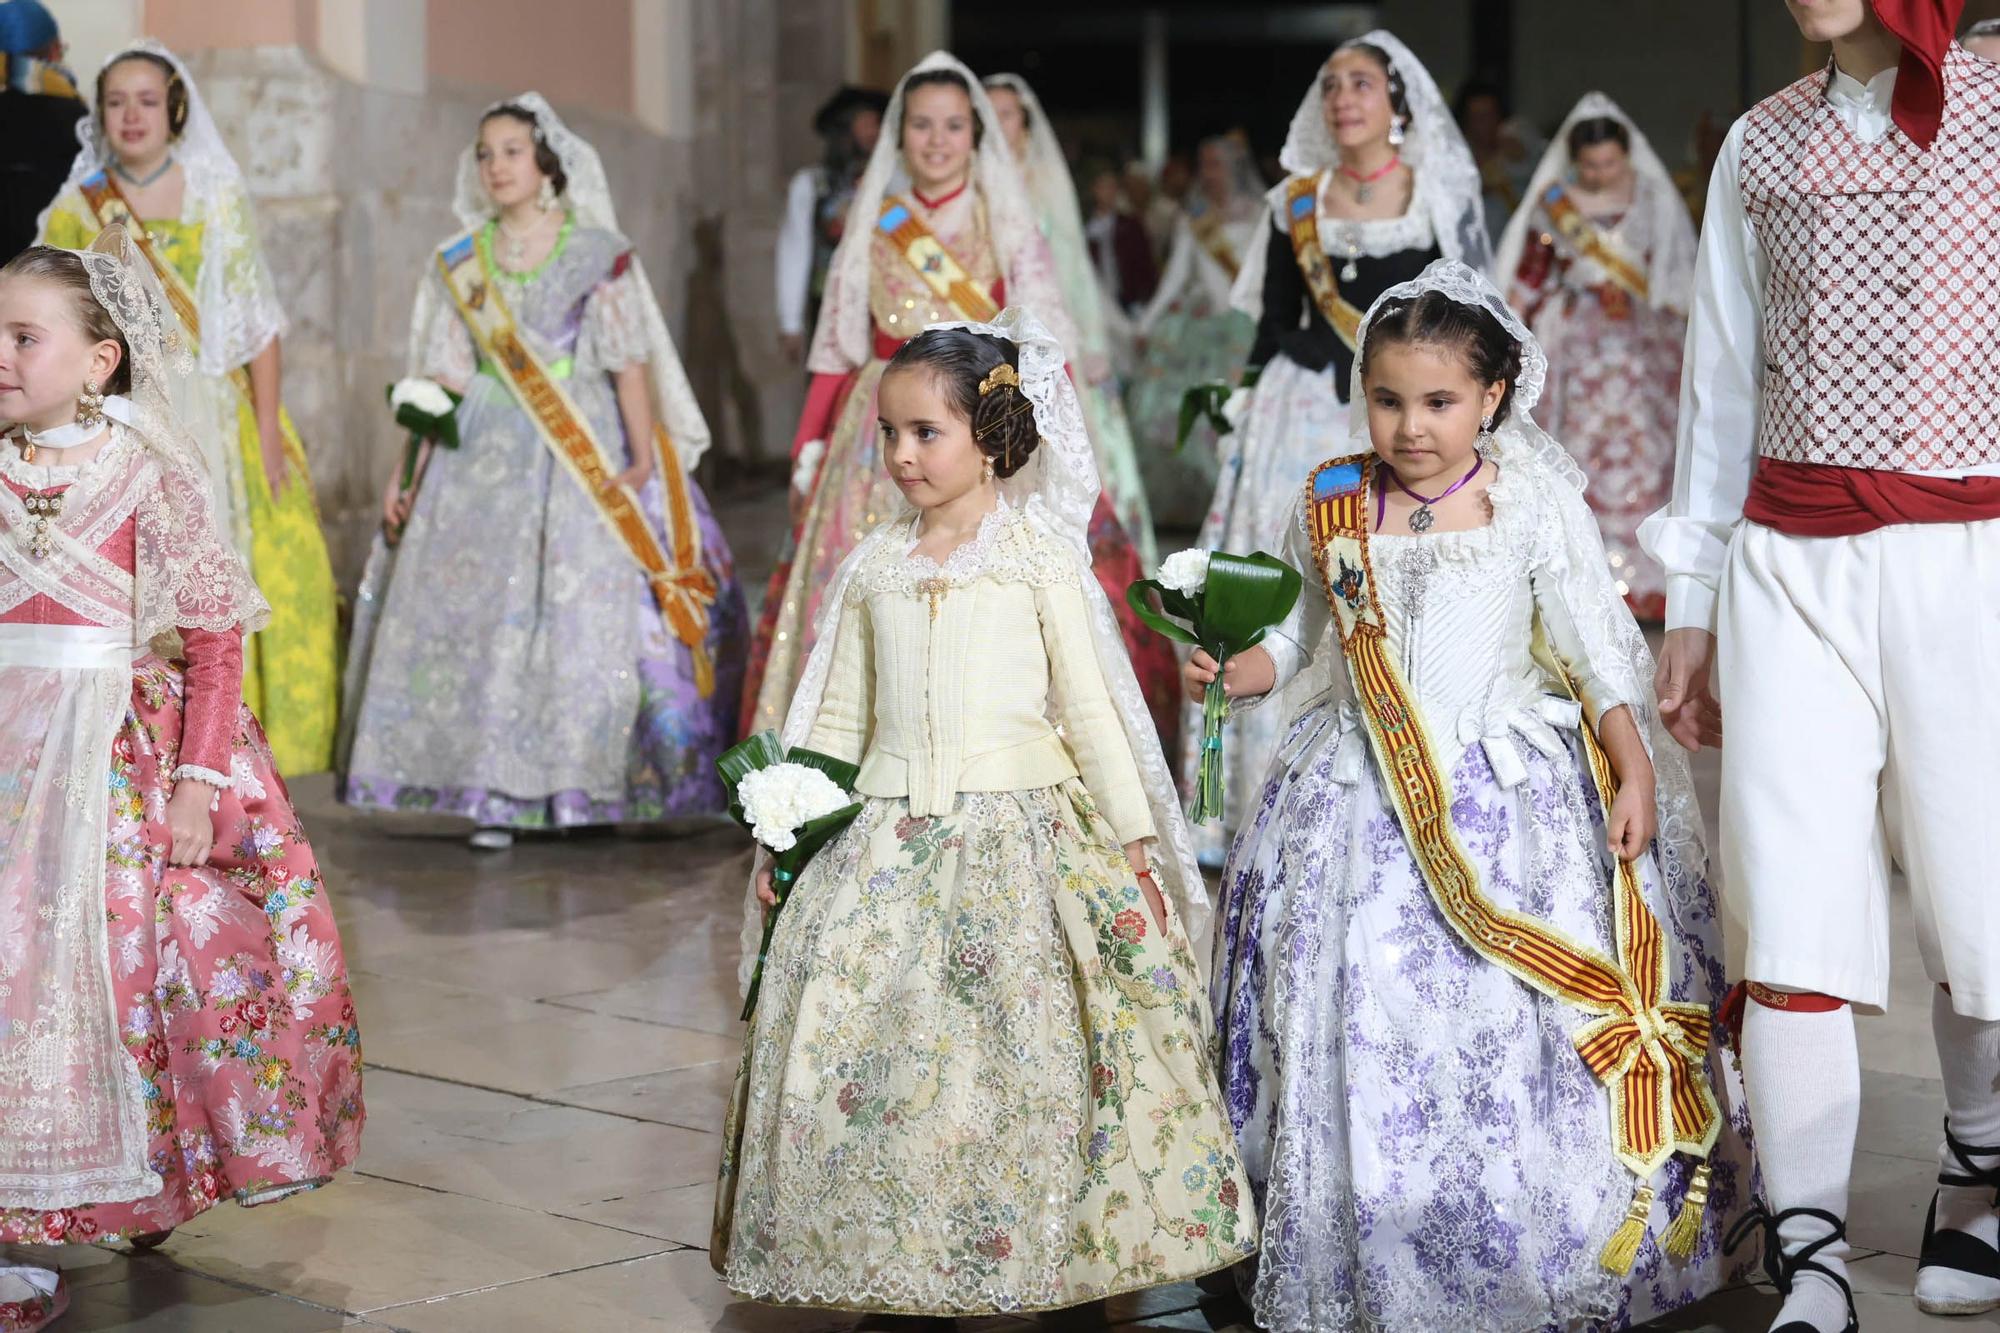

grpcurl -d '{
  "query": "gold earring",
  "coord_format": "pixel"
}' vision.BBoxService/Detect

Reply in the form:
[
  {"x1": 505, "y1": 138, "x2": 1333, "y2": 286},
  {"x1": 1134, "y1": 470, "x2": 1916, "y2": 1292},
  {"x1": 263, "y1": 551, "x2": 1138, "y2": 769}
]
[
  {"x1": 981, "y1": 455, "x2": 995, "y2": 484},
  {"x1": 77, "y1": 380, "x2": 105, "y2": 429}
]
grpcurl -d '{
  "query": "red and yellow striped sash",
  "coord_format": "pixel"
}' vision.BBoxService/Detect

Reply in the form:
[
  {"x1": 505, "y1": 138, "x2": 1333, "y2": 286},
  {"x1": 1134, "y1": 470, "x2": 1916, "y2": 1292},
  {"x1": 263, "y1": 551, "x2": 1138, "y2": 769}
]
[
  {"x1": 1284, "y1": 174, "x2": 1364, "y2": 353},
  {"x1": 1305, "y1": 454, "x2": 1720, "y2": 1271}
]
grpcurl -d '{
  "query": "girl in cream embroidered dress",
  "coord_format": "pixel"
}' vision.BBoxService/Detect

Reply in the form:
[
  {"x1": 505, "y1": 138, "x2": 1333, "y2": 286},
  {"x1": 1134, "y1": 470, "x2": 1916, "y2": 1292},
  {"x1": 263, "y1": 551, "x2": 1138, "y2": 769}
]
[
  {"x1": 1204, "y1": 265, "x2": 1748, "y2": 1332},
  {"x1": 714, "y1": 315, "x2": 1252, "y2": 1318}
]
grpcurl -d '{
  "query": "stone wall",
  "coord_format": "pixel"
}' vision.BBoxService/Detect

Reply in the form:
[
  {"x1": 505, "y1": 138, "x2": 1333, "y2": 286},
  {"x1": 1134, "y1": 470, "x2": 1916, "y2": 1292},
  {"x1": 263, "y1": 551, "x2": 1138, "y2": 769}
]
[{"x1": 179, "y1": 1, "x2": 847, "y2": 592}]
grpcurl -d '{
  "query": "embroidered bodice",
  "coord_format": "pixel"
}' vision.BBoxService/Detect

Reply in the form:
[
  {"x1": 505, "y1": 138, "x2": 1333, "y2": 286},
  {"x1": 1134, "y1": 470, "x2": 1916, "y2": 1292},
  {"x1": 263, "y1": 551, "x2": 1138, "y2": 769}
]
[
  {"x1": 866, "y1": 189, "x2": 1003, "y2": 342},
  {"x1": 808, "y1": 504, "x2": 1154, "y2": 842},
  {"x1": 0, "y1": 433, "x2": 242, "y2": 780},
  {"x1": 423, "y1": 222, "x2": 653, "y2": 391},
  {"x1": 1263, "y1": 466, "x2": 1626, "y2": 781}
]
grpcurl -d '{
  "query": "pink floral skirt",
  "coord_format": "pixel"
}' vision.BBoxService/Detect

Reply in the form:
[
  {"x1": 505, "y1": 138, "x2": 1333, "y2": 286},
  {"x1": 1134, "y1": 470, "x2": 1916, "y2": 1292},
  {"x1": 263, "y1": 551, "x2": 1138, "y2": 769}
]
[{"x1": 0, "y1": 657, "x2": 363, "y2": 1243}]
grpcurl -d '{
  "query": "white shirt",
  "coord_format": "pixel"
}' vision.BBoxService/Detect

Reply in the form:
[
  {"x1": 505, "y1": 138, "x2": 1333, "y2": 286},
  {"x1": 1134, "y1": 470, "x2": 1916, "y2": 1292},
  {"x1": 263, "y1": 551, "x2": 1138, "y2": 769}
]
[
  {"x1": 1637, "y1": 65, "x2": 2000, "y2": 633},
  {"x1": 775, "y1": 166, "x2": 818, "y2": 337}
]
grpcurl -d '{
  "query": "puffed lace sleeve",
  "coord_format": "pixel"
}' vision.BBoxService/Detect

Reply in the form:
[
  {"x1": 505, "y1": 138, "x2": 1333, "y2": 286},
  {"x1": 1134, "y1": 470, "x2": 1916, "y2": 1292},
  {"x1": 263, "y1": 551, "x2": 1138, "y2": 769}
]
[
  {"x1": 417, "y1": 268, "x2": 478, "y2": 391},
  {"x1": 199, "y1": 176, "x2": 289, "y2": 373},
  {"x1": 1527, "y1": 476, "x2": 1646, "y2": 729},
  {"x1": 1247, "y1": 490, "x2": 1331, "y2": 705},
  {"x1": 578, "y1": 251, "x2": 653, "y2": 374}
]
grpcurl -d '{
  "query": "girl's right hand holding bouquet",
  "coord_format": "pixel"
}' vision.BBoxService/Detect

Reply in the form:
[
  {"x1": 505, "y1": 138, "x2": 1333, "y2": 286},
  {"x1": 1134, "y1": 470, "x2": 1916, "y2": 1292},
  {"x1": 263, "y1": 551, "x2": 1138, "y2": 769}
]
[{"x1": 1182, "y1": 644, "x2": 1276, "y2": 705}]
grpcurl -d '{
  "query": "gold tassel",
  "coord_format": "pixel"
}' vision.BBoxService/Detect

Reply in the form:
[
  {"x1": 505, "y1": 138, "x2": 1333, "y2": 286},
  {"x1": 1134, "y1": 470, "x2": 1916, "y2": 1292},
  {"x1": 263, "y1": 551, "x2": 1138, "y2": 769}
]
[
  {"x1": 1598, "y1": 1184, "x2": 1655, "y2": 1275},
  {"x1": 1661, "y1": 1162, "x2": 1712, "y2": 1260}
]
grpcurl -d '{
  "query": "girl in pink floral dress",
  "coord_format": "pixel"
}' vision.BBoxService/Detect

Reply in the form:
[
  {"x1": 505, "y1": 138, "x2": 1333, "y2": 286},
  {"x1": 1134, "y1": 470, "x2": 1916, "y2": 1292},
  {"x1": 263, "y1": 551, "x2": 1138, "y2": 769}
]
[{"x1": 0, "y1": 229, "x2": 362, "y2": 1331}]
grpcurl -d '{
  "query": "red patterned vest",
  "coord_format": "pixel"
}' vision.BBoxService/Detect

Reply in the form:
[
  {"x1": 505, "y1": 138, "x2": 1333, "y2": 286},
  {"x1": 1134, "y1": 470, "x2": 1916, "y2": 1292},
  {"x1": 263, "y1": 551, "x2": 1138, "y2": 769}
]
[{"x1": 1738, "y1": 49, "x2": 2000, "y2": 473}]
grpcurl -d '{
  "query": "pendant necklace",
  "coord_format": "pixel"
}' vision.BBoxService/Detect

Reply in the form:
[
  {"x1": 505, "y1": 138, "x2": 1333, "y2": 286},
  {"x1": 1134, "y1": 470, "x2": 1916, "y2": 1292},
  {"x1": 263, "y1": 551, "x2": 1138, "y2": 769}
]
[
  {"x1": 12, "y1": 417, "x2": 102, "y2": 466},
  {"x1": 1339, "y1": 227, "x2": 1363, "y2": 283},
  {"x1": 1339, "y1": 154, "x2": 1401, "y2": 206},
  {"x1": 1379, "y1": 457, "x2": 1484, "y2": 534},
  {"x1": 111, "y1": 153, "x2": 176, "y2": 188},
  {"x1": 497, "y1": 210, "x2": 555, "y2": 270}
]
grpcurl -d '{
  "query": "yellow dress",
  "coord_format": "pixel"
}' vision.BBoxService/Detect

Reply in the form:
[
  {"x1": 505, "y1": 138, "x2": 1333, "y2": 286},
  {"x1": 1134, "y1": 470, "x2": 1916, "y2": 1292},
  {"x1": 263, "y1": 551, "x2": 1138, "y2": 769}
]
[{"x1": 43, "y1": 205, "x2": 340, "y2": 775}]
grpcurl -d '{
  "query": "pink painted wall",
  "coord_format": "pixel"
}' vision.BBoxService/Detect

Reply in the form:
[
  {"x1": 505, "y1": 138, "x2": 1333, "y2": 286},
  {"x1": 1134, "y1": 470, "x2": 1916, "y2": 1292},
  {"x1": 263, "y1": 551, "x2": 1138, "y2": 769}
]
[
  {"x1": 146, "y1": 0, "x2": 315, "y2": 51},
  {"x1": 426, "y1": 0, "x2": 634, "y2": 119}
]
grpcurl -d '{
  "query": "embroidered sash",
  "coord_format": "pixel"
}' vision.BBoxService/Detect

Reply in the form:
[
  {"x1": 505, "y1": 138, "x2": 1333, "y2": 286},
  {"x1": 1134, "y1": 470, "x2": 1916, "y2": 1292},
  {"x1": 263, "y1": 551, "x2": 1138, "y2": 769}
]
[
  {"x1": 79, "y1": 171, "x2": 256, "y2": 401},
  {"x1": 436, "y1": 228, "x2": 716, "y2": 694},
  {"x1": 1191, "y1": 214, "x2": 1240, "y2": 280},
  {"x1": 1284, "y1": 173, "x2": 1365, "y2": 353},
  {"x1": 1304, "y1": 454, "x2": 1721, "y2": 1270},
  {"x1": 876, "y1": 198, "x2": 1000, "y2": 323},
  {"x1": 1541, "y1": 183, "x2": 1650, "y2": 303}
]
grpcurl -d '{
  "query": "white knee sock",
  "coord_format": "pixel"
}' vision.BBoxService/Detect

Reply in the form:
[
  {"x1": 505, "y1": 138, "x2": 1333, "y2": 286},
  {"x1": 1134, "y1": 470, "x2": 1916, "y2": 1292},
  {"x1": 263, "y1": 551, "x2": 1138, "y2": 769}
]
[
  {"x1": 1931, "y1": 987, "x2": 2000, "y2": 1246},
  {"x1": 1741, "y1": 998, "x2": 1859, "y2": 1333}
]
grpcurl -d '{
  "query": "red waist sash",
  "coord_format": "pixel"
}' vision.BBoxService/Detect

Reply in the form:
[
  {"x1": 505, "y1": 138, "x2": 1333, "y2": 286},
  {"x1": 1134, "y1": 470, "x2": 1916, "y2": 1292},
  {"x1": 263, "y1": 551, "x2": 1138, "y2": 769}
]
[{"x1": 1743, "y1": 456, "x2": 2000, "y2": 538}]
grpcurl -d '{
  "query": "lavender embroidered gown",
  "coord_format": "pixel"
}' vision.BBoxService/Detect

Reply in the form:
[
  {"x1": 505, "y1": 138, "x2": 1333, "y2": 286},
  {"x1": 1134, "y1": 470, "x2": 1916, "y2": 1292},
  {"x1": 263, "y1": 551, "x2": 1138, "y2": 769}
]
[{"x1": 1209, "y1": 468, "x2": 1753, "y2": 1332}]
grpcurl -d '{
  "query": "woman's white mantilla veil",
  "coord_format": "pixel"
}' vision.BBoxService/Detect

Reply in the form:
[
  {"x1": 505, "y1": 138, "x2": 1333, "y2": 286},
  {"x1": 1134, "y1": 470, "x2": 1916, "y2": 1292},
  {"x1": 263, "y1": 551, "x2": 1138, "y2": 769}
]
[
  {"x1": 406, "y1": 90, "x2": 710, "y2": 470},
  {"x1": 41, "y1": 38, "x2": 286, "y2": 377},
  {"x1": 1233, "y1": 30, "x2": 1491, "y2": 319},
  {"x1": 983, "y1": 73, "x2": 1118, "y2": 370},
  {"x1": 808, "y1": 51, "x2": 1073, "y2": 375},
  {"x1": 1344, "y1": 259, "x2": 1707, "y2": 906},
  {"x1": 739, "y1": 306, "x2": 1208, "y2": 992},
  {"x1": 1491, "y1": 92, "x2": 1697, "y2": 316}
]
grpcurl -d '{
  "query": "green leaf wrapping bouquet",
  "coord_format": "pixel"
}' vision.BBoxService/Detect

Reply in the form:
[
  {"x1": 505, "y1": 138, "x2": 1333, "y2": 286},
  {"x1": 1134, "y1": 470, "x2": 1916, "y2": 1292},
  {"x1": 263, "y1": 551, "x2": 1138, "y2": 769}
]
[{"x1": 1127, "y1": 548, "x2": 1303, "y2": 824}]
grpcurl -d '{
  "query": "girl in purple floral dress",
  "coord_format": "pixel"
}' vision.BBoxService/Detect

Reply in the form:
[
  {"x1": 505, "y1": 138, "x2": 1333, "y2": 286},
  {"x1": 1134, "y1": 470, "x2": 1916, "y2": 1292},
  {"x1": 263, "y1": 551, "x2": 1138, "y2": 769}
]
[{"x1": 1189, "y1": 261, "x2": 1751, "y2": 1332}]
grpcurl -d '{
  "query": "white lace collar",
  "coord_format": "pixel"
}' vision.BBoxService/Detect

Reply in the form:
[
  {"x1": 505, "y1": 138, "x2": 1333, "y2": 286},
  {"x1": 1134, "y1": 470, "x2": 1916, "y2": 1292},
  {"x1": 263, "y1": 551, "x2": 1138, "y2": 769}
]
[
  {"x1": 0, "y1": 425, "x2": 139, "y2": 497},
  {"x1": 854, "y1": 497, "x2": 1069, "y2": 600},
  {"x1": 1312, "y1": 169, "x2": 1437, "y2": 258}
]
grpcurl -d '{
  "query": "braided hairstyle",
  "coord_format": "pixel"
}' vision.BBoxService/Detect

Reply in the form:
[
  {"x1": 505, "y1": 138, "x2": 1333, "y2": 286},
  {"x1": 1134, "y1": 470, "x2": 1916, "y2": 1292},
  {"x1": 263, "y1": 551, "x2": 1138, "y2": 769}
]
[
  {"x1": 98, "y1": 51, "x2": 190, "y2": 140},
  {"x1": 1359, "y1": 289, "x2": 1524, "y2": 427},
  {"x1": 886, "y1": 327, "x2": 1040, "y2": 478}
]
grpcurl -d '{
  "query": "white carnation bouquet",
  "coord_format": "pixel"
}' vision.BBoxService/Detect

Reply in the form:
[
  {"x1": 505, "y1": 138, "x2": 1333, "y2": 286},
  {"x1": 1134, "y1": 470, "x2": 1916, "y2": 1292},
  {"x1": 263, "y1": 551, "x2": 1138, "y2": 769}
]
[
  {"x1": 383, "y1": 376, "x2": 463, "y2": 542},
  {"x1": 717, "y1": 731, "x2": 862, "y2": 1019}
]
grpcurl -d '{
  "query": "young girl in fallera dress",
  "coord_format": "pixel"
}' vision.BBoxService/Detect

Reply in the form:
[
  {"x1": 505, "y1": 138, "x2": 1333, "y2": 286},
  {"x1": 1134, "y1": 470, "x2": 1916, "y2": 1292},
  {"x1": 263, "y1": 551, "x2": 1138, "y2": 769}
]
[
  {"x1": 1192, "y1": 261, "x2": 1751, "y2": 1332},
  {"x1": 713, "y1": 310, "x2": 1253, "y2": 1323},
  {"x1": 0, "y1": 231, "x2": 360, "y2": 1332}
]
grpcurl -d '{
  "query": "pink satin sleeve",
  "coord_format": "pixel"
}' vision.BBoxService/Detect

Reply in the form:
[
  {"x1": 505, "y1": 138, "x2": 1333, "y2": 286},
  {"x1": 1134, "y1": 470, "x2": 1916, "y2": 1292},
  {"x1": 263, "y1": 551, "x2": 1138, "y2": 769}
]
[{"x1": 176, "y1": 626, "x2": 243, "y2": 781}]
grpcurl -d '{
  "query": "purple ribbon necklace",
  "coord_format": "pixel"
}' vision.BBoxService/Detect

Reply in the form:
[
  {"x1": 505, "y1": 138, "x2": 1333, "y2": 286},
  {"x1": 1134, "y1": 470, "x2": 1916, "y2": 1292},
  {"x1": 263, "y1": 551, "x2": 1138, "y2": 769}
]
[{"x1": 1376, "y1": 457, "x2": 1484, "y2": 533}]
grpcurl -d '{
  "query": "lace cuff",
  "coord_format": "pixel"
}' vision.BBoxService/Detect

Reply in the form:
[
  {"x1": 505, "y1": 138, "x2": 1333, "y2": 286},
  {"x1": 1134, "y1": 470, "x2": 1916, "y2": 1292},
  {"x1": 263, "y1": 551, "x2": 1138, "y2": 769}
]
[{"x1": 172, "y1": 763, "x2": 233, "y2": 790}]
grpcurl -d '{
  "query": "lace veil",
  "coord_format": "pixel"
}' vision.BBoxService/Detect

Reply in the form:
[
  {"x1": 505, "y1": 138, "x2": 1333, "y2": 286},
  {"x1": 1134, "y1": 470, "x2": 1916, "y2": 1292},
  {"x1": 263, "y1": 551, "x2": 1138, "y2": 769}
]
[
  {"x1": 740, "y1": 306, "x2": 1210, "y2": 991},
  {"x1": 983, "y1": 73, "x2": 1119, "y2": 374},
  {"x1": 1185, "y1": 133, "x2": 1268, "y2": 225},
  {"x1": 1344, "y1": 259, "x2": 1706, "y2": 900},
  {"x1": 72, "y1": 227, "x2": 269, "y2": 645},
  {"x1": 40, "y1": 39, "x2": 286, "y2": 377},
  {"x1": 1491, "y1": 92, "x2": 1697, "y2": 315},
  {"x1": 808, "y1": 52, "x2": 1073, "y2": 374},
  {"x1": 1233, "y1": 30, "x2": 1491, "y2": 319},
  {"x1": 401, "y1": 91, "x2": 710, "y2": 469}
]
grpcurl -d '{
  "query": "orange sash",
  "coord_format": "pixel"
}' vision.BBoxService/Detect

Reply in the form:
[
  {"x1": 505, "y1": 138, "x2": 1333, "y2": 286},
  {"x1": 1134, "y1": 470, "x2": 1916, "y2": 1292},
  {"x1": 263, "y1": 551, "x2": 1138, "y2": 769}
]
[
  {"x1": 437, "y1": 227, "x2": 716, "y2": 694},
  {"x1": 875, "y1": 197, "x2": 999, "y2": 323},
  {"x1": 1283, "y1": 174, "x2": 1364, "y2": 352},
  {"x1": 1541, "y1": 184, "x2": 1650, "y2": 303}
]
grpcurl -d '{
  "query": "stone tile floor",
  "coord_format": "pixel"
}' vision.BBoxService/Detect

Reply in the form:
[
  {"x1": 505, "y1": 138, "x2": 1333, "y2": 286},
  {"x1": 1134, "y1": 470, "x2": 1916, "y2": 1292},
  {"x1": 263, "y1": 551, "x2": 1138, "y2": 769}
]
[
  {"x1": 11, "y1": 496, "x2": 1996, "y2": 1330},
  {"x1": 6, "y1": 778, "x2": 1992, "y2": 1331}
]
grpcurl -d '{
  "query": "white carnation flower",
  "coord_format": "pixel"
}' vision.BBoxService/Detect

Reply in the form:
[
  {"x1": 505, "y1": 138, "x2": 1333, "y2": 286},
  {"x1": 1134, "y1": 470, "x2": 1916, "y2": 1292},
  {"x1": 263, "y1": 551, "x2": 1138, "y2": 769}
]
[
  {"x1": 792, "y1": 438, "x2": 827, "y2": 495},
  {"x1": 1155, "y1": 548, "x2": 1211, "y2": 597},
  {"x1": 390, "y1": 377, "x2": 455, "y2": 417},
  {"x1": 736, "y1": 762, "x2": 852, "y2": 855},
  {"x1": 1220, "y1": 385, "x2": 1252, "y2": 428}
]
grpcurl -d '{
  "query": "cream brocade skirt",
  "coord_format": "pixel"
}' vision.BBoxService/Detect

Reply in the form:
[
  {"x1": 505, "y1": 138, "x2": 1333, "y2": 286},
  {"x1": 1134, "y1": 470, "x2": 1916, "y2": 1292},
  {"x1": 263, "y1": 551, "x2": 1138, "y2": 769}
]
[{"x1": 713, "y1": 781, "x2": 1256, "y2": 1316}]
